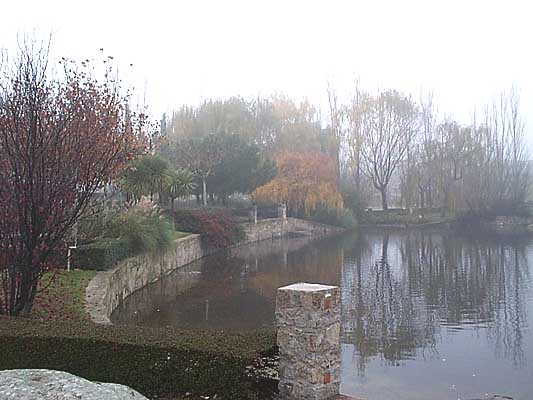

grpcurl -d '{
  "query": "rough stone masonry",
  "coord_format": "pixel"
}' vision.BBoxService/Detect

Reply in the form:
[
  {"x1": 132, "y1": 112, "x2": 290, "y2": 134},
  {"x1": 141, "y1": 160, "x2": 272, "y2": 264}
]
[{"x1": 276, "y1": 283, "x2": 341, "y2": 400}]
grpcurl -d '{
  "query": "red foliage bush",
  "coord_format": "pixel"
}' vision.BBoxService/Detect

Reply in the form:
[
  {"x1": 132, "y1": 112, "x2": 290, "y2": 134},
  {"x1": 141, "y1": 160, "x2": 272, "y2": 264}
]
[{"x1": 172, "y1": 209, "x2": 244, "y2": 248}]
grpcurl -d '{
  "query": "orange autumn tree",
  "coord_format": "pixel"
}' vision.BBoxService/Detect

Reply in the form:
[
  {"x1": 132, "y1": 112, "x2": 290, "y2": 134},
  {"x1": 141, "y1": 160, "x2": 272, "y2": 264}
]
[{"x1": 253, "y1": 152, "x2": 343, "y2": 216}]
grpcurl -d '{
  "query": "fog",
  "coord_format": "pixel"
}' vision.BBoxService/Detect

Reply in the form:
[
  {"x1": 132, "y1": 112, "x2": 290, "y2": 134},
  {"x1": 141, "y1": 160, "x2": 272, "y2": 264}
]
[{"x1": 1, "y1": 0, "x2": 532, "y2": 147}]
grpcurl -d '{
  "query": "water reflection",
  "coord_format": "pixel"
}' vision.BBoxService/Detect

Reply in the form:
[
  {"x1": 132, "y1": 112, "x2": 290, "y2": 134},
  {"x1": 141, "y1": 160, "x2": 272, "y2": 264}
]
[
  {"x1": 111, "y1": 234, "x2": 344, "y2": 329},
  {"x1": 112, "y1": 229, "x2": 533, "y2": 400},
  {"x1": 341, "y1": 233, "x2": 439, "y2": 374},
  {"x1": 341, "y1": 230, "x2": 531, "y2": 375}
]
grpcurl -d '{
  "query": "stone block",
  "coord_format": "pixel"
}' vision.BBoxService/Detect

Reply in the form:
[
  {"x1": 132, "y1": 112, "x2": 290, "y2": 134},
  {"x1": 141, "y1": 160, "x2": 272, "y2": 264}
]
[{"x1": 276, "y1": 283, "x2": 341, "y2": 400}]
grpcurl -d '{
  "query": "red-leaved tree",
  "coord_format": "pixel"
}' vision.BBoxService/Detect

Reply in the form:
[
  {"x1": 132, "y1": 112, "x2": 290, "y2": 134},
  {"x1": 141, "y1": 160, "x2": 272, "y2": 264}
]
[{"x1": 0, "y1": 43, "x2": 146, "y2": 316}]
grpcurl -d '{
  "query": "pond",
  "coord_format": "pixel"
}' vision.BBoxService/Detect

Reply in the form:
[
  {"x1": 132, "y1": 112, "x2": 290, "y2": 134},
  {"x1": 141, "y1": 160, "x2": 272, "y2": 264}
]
[{"x1": 111, "y1": 228, "x2": 533, "y2": 400}]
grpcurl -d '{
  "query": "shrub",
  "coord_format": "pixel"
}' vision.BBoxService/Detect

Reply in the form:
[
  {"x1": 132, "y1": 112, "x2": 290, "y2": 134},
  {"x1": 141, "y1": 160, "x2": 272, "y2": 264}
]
[
  {"x1": 309, "y1": 206, "x2": 357, "y2": 229},
  {"x1": 73, "y1": 206, "x2": 175, "y2": 270},
  {"x1": 0, "y1": 317, "x2": 276, "y2": 399},
  {"x1": 72, "y1": 238, "x2": 131, "y2": 270},
  {"x1": 172, "y1": 209, "x2": 202, "y2": 233},
  {"x1": 106, "y1": 207, "x2": 174, "y2": 254},
  {"x1": 171, "y1": 209, "x2": 245, "y2": 248},
  {"x1": 341, "y1": 184, "x2": 367, "y2": 220}
]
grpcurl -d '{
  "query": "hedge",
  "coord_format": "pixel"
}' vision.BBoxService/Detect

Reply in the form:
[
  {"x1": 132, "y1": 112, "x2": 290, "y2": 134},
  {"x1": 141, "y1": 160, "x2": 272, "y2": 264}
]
[
  {"x1": 0, "y1": 317, "x2": 276, "y2": 399},
  {"x1": 71, "y1": 238, "x2": 132, "y2": 271}
]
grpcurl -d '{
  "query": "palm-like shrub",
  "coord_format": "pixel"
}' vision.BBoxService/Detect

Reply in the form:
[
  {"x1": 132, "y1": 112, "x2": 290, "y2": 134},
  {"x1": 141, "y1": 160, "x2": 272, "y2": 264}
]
[
  {"x1": 106, "y1": 204, "x2": 174, "y2": 254},
  {"x1": 119, "y1": 155, "x2": 196, "y2": 209},
  {"x1": 119, "y1": 155, "x2": 170, "y2": 202},
  {"x1": 164, "y1": 168, "x2": 196, "y2": 212}
]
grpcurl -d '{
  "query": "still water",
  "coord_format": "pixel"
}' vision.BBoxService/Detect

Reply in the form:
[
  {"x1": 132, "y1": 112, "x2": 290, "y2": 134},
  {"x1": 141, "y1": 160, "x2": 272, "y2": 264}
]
[{"x1": 112, "y1": 229, "x2": 533, "y2": 400}]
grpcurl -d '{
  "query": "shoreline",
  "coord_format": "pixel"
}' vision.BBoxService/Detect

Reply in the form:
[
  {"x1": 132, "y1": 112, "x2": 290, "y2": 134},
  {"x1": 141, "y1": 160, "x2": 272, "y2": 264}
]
[{"x1": 84, "y1": 217, "x2": 344, "y2": 325}]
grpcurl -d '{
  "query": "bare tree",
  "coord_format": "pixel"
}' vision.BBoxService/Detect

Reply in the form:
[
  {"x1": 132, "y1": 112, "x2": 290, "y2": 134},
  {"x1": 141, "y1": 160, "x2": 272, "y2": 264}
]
[
  {"x1": 327, "y1": 82, "x2": 346, "y2": 188},
  {"x1": 399, "y1": 93, "x2": 438, "y2": 209},
  {"x1": 357, "y1": 90, "x2": 418, "y2": 210},
  {"x1": 462, "y1": 88, "x2": 531, "y2": 214},
  {"x1": 345, "y1": 80, "x2": 364, "y2": 193}
]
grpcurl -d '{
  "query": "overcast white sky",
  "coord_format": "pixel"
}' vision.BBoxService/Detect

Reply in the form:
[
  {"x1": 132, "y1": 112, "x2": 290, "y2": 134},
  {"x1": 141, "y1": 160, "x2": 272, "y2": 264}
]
[{"x1": 1, "y1": 0, "x2": 532, "y2": 145}]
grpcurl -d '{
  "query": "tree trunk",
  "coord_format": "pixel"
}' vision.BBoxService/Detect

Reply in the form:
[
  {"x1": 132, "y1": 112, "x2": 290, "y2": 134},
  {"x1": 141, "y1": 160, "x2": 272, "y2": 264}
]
[
  {"x1": 379, "y1": 187, "x2": 388, "y2": 210},
  {"x1": 202, "y1": 178, "x2": 207, "y2": 207},
  {"x1": 441, "y1": 191, "x2": 448, "y2": 217},
  {"x1": 14, "y1": 272, "x2": 38, "y2": 316},
  {"x1": 419, "y1": 188, "x2": 425, "y2": 209},
  {"x1": 355, "y1": 163, "x2": 360, "y2": 193},
  {"x1": 21, "y1": 282, "x2": 38, "y2": 316}
]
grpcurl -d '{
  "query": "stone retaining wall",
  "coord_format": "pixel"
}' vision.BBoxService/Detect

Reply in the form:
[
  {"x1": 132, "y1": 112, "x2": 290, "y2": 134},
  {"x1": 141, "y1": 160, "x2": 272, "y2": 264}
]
[{"x1": 85, "y1": 218, "x2": 342, "y2": 324}]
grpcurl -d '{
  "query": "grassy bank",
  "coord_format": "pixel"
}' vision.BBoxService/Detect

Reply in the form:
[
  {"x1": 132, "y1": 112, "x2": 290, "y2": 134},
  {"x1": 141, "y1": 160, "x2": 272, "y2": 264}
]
[
  {"x1": 32, "y1": 270, "x2": 96, "y2": 322},
  {"x1": 1, "y1": 269, "x2": 276, "y2": 399},
  {"x1": 361, "y1": 208, "x2": 454, "y2": 227}
]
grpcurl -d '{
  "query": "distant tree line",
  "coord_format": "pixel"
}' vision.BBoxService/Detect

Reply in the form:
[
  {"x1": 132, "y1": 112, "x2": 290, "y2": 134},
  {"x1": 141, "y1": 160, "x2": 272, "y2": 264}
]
[
  {"x1": 157, "y1": 89, "x2": 531, "y2": 218},
  {"x1": 155, "y1": 96, "x2": 334, "y2": 210},
  {"x1": 330, "y1": 85, "x2": 531, "y2": 215}
]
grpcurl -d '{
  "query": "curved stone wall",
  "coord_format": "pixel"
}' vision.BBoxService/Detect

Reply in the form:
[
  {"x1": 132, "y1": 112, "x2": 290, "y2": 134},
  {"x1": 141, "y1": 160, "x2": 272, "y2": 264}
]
[{"x1": 85, "y1": 218, "x2": 343, "y2": 324}]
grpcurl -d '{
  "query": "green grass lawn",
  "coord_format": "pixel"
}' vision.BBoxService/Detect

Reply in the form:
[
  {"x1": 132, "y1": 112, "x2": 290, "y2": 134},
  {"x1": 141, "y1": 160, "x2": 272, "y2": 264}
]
[{"x1": 31, "y1": 269, "x2": 96, "y2": 322}]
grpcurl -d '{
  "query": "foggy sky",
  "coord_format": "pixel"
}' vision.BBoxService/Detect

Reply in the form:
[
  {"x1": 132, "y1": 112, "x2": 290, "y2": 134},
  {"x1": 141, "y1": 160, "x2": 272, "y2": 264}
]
[{"x1": 1, "y1": 0, "x2": 532, "y2": 146}]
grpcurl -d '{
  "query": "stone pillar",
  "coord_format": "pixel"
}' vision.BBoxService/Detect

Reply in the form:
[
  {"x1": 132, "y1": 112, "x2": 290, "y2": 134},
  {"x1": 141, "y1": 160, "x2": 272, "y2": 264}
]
[
  {"x1": 278, "y1": 203, "x2": 287, "y2": 220},
  {"x1": 276, "y1": 283, "x2": 341, "y2": 400},
  {"x1": 250, "y1": 205, "x2": 258, "y2": 224}
]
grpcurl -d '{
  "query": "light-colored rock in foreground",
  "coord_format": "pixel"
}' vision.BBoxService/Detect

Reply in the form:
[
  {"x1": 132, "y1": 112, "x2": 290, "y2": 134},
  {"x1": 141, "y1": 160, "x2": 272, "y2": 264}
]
[{"x1": 0, "y1": 369, "x2": 148, "y2": 400}]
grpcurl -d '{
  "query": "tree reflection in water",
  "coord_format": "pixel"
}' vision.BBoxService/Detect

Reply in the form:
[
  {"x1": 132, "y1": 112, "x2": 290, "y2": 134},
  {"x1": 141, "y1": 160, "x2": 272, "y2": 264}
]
[{"x1": 341, "y1": 229, "x2": 531, "y2": 375}]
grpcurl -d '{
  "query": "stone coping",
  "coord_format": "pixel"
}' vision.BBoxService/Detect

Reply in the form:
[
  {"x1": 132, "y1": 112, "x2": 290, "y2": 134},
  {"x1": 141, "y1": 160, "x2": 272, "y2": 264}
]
[
  {"x1": 84, "y1": 270, "x2": 114, "y2": 325},
  {"x1": 278, "y1": 282, "x2": 338, "y2": 292},
  {"x1": 84, "y1": 234, "x2": 203, "y2": 325}
]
